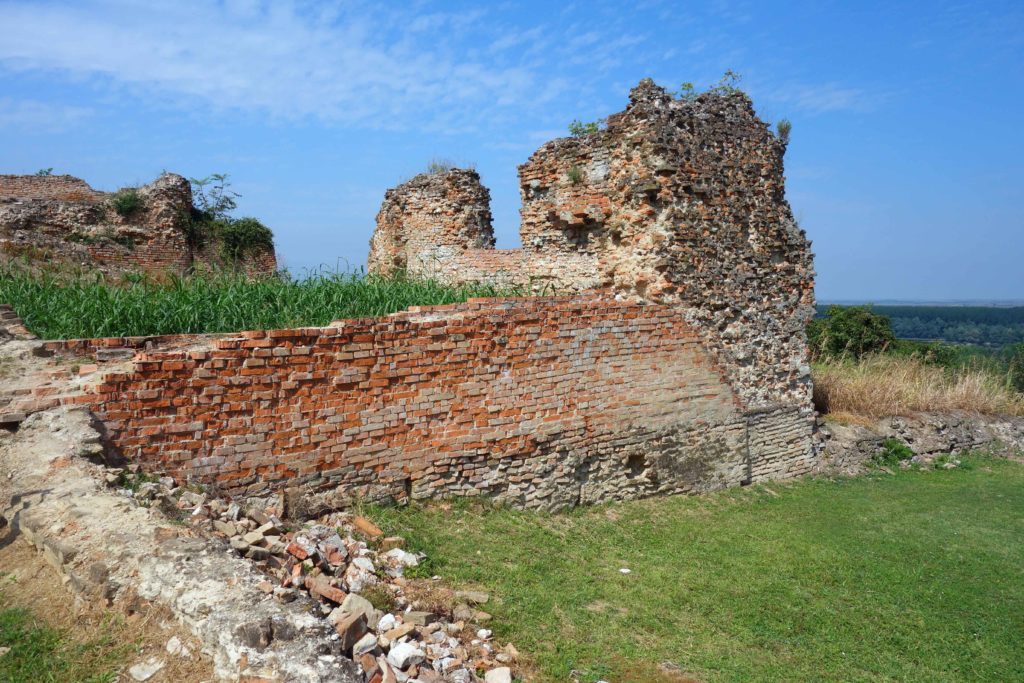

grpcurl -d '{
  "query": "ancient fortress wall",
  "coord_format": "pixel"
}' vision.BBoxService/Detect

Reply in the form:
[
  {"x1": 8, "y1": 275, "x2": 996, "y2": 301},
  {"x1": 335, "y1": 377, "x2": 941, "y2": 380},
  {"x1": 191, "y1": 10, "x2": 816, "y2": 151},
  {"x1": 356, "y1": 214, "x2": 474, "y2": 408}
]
[
  {"x1": 50, "y1": 296, "x2": 814, "y2": 510},
  {"x1": 5, "y1": 79, "x2": 817, "y2": 509},
  {"x1": 369, "y1": 79, "x2": 817, "y2": 414},
  {"x1": 0, "y1": 173, "x2": 276, "y2": 276}
]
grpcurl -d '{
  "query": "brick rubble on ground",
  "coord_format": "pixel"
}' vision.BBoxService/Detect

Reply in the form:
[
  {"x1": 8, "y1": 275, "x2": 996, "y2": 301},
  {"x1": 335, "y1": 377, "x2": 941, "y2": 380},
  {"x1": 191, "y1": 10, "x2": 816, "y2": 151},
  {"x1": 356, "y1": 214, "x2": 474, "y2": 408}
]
[{"x1": 116, "y1": 469, "x2": 517, "y2": 683}]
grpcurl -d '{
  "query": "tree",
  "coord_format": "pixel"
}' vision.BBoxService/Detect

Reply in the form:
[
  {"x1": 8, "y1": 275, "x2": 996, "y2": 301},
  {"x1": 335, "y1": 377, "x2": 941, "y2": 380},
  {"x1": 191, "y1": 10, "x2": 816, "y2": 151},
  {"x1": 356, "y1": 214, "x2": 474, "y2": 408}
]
[{"x1": 808, "y1": 305, "x2": 896, "y2": 359}]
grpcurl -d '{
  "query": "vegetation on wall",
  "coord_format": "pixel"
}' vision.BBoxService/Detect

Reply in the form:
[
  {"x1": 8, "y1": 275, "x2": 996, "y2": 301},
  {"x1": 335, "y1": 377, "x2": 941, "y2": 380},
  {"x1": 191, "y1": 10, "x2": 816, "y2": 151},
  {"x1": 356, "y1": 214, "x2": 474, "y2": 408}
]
[
  {"x1": 568, "y1": 119, "x2": 603, "y2": 137},
  {"x1": 110, "y1": 188, "x2": 144, "y2": 217},
  {"x1": 186, "y1": 173, "x2": 274, "y2": 264}
]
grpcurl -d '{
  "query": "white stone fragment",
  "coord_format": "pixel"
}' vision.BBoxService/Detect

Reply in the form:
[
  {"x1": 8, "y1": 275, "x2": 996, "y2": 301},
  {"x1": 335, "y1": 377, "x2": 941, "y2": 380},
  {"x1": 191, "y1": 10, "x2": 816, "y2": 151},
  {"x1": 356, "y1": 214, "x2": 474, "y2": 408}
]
[
  {"x1": 128, "y1": 657, "x2": 165, "y2": 681},
  {"x1": 387, "y1": 641, "x2": 426, "y2": 670}
]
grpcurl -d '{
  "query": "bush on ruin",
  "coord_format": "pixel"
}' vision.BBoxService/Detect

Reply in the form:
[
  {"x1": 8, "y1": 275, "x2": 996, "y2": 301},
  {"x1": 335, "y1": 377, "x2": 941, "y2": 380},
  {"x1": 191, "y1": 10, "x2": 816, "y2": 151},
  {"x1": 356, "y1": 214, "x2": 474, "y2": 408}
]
[{"x1": 111, "y1": 188, "x2": 144, "y2": 217}]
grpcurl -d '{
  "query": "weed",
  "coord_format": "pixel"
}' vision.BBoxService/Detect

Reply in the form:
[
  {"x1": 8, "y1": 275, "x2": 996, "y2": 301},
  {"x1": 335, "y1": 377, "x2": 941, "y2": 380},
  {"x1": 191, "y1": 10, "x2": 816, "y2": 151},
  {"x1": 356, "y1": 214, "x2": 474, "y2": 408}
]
[
  {"x1": 568, "y1": 119, "x2": 602, "y2": 137},
  {"x1": 777, "y1": 118, "x2": 792, "y2": 144},
  {"x1": 874, "y1": 438, "x2": 914, "y2": 467},
  {"x1": 110, "y1": 188, "x2": 143, "y2": 217},
  {"x1": 360, "y1": 584, "x2": 397, "y2": 613},
  {"x1": 426, "y1": 158, "x2": 456, "y2": 174},
  {"x1": 34, "y1": 168, "x2": 53, "y2": 177},
  {"x1": 566, "y1": 166, "x2": 584, "y2": 185}
]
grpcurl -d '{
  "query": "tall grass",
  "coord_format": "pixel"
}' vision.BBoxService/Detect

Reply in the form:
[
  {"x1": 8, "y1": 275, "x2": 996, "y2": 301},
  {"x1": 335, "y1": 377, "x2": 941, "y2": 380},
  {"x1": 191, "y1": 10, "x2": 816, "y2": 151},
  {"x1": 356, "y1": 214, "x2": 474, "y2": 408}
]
[
  {"x1": 0, "y1": 267, "x2": 521, "y2": 339},
  {"x1": 813, "y1": 354, "x2": 1024, "y2": 419}
]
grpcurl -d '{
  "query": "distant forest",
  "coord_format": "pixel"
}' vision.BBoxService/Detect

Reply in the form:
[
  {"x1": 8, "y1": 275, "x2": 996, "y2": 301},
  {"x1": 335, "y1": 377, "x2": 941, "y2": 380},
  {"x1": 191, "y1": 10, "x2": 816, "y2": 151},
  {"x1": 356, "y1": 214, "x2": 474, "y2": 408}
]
[{"x1": 815, "y1": 305, "x2": 1024, "y2": 346}]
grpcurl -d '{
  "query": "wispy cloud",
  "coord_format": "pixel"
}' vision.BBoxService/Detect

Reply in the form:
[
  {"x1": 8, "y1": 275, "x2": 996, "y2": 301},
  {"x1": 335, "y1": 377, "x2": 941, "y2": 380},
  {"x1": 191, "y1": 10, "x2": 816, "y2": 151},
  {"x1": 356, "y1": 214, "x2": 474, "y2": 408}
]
[
  {"x1": 0, "y1": 0, "x2": 553, "y2": 131},
  {"x1": 765, "y1": 82, "x2": 878, "y2": 115},
  {"x1": 0, "y1": 98, "x2": 92, "y2": 131}
]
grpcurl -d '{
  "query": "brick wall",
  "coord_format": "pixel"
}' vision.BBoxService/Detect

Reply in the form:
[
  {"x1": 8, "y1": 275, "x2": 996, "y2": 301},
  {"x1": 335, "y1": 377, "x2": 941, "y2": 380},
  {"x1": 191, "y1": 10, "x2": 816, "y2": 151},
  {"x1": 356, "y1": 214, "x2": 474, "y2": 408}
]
[
  {"x1": 60, "y1": 296, "x2": 815, "y2": 510},
  {"x1": 0, "y1": 174, "x2": 103, "y2": 202}
]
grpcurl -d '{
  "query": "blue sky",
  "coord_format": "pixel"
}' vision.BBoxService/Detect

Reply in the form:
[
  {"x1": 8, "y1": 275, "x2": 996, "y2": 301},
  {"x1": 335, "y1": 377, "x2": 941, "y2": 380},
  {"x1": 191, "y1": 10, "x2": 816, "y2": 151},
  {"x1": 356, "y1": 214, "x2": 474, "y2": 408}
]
[{"x1": 1, "y1": 0, "x2": 1021, "y2": 301}]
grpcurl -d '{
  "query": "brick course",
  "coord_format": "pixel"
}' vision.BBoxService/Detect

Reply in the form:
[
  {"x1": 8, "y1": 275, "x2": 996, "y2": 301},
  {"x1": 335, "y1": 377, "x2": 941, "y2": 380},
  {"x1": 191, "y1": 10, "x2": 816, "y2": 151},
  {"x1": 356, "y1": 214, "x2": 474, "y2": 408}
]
[{"x1": 54, "y1": 296, "x2": 815, "y2": 510}]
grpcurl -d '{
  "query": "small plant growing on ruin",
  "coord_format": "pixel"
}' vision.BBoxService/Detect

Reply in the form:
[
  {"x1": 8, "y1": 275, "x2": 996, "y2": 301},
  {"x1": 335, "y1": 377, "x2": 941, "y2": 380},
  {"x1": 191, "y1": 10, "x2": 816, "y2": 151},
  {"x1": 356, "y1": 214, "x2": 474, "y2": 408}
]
[
  {"x1": 568, "y1": 119, "x2": 603, "y2": 137},
  {"x1": 567, "y1": 165, "x2": 585, "y2": 185},
  {"x1": 777, "y1": 119, "x2": 792, "y2": 145},
  {"x1": 709, "y1": 69, "x2": 743, "y2": 96},
  {"x1": 874, "y1": 438, "x2": 914, "y2": 468},
  {"x1": 426, "y1": 158, "x2": 456, "y2": 174},
  {"x1": 678, "y1": 82, "x2": 697, "y2": 102},
  {"x1": 34, "y1": 167, "x2": 54, "y2": 176},
  {"x1": 190, "y1": 173, "x2": 239, "y2": 221},
  {"x1": 111, "y1": 188, "x2": 144, "y2": 217}
]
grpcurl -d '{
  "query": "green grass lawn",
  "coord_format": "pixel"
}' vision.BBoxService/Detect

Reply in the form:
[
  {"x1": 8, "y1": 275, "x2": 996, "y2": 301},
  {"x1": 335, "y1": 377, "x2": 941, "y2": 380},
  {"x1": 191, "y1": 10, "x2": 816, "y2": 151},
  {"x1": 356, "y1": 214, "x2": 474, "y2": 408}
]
[
  {"x1": 0, "y1": 608, "x2": 123, "y2": 683},
  {"x1": 371, "y1": 455, "x2": 1024, "y2": 682}
]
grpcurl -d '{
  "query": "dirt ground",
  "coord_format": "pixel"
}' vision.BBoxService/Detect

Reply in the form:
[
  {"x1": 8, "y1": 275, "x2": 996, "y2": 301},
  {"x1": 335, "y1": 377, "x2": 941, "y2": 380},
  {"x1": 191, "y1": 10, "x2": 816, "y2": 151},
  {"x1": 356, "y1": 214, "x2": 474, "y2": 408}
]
[{"x1": 0, "y1": 481, "x2": 213, "y2": 682}]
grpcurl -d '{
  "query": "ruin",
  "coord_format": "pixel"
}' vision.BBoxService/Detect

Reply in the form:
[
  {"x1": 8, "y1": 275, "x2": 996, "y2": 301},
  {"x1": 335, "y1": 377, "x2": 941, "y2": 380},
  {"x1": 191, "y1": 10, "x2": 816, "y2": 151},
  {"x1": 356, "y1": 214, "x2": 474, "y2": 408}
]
[
  {"x1": 0, "y1": 172, "x2": 277, "y2": 276},
  {"x1": 2, "y1": 79, "x2": 817, "y2": 510}
]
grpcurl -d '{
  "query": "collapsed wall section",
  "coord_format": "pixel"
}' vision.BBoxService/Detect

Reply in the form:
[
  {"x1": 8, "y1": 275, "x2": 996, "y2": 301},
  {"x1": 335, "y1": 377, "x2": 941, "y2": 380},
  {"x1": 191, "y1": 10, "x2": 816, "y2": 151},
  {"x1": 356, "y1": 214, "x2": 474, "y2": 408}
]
[
  {"x1": 66, "y1": 296, "x2": 815, "y2": 510},
  {"x1": 0, "y1": 173, "x2": 276, "y2": 276}
]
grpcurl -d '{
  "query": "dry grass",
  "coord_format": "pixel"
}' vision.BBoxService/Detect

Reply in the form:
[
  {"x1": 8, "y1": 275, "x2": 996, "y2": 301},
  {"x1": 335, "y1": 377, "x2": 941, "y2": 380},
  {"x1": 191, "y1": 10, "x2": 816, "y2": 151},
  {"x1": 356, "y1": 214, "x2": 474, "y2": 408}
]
[{"x1": 812, "y1": 353, "x2": 1024, "y2": 419}]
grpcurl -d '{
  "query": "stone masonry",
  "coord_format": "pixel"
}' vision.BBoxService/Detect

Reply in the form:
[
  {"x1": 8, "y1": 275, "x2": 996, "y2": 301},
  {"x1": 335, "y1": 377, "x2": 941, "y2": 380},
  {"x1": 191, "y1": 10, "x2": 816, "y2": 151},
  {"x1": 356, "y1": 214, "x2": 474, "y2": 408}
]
[
  {"x1": 0, "y1": 173, "x2": 277, "y2": 276},
  {"x1": 368, "y1": 79, "x2": 817, "y2": 415}
]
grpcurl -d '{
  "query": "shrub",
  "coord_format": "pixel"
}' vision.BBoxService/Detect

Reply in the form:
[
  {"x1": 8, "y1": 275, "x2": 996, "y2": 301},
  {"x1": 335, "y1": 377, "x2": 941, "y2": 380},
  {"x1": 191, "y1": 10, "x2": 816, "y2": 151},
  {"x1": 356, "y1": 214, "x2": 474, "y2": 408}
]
[
  {"x1": 218, "y1": 217, "x2": 274, "y2": 260},
  {"x1": 110, "y1": 188, "x2": 144, "y2": 217},
  {"x1": 678, "y1": 82, "x2": 697, "y2": 102},
  {"x1": 777, "y1": 119, "x2": 792, "y2": 145},
  {"x1": 808, "y1": 305, "x2": 896, "y2": 359},
  {"x1": 189, "y1": 173, "x2": 238, "y2": 221},
  {"x1": 34, "y1": 168, "x2": 53, "y2": 176},
  {"x1": 567, "y1": 165, "x2": 584, "y2": 185},
  {"x1": 568, "y1": 119, "x2": 602, "y2": 137}
]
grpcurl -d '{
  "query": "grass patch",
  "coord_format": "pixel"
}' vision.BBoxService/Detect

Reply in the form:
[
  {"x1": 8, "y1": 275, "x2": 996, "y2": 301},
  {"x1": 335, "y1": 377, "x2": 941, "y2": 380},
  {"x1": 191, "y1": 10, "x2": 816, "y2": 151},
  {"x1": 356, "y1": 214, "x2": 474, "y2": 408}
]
[
  {"x1": 370, "y1": 455, "x2": 1024, "y2": 682},
  {"x1": 812, "y1": 354, "x2": 1024, "y2": 418},
  {"x1": 0, "y1": 268, "x2": 522, "y2": 339},
  {"x1": 0, "y1": 607, "x2": 125, "y2": 682}
]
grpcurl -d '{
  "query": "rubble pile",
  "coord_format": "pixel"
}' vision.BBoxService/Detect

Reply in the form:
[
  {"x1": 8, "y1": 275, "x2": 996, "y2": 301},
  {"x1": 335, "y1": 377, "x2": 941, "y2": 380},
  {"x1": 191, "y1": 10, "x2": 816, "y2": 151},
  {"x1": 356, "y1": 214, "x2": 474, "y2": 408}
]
[{"x1": 114, "y1": 470, "x2": 517, "y2": 683}]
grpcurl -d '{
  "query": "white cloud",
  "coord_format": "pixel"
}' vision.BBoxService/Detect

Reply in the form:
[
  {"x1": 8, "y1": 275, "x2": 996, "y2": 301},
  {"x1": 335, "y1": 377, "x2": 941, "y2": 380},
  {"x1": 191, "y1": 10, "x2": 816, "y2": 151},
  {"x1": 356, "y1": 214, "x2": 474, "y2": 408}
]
[
  {"x1": 0, "y1": 0, "x2": 553, "y2": 131},
  {"x1": 0, "y1": 98, "x2": 92, "y2": 131},
  {"x1": 767, "y1": 82, "x2": 877, "y2": 115}
]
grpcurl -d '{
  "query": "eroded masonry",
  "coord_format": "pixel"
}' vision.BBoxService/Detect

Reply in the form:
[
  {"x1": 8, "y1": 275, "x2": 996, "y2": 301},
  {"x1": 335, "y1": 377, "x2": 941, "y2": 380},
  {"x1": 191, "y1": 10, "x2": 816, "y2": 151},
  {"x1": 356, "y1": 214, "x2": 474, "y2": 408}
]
[
  {"x1": 0, "y1": 173, "x2": 277, "y2": 276},
  {"x1": 4, "y1": 79, "x2": 817, "y2": 510}
]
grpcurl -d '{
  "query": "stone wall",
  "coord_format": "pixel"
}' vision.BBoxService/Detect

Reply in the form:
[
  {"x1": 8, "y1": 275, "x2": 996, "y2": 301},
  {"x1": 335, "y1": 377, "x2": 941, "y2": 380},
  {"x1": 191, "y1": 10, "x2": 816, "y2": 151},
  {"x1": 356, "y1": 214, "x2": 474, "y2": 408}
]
[
  {"x1": 55, "y1": 296, "x2": 816, "y2": 510},
  {"x1": 0, "y1": 173, "x2": 277, "y2": 276},
  {"x1": 368, "y1": 170, "x2": 494, "y2": 278},
  {"x1": 368, "y1": 79, "x2": 816, "y2": 415}
]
